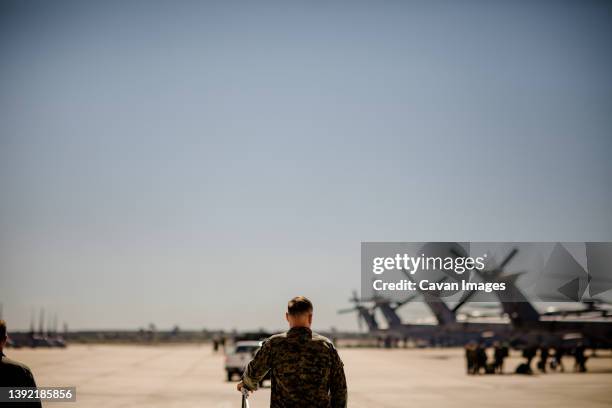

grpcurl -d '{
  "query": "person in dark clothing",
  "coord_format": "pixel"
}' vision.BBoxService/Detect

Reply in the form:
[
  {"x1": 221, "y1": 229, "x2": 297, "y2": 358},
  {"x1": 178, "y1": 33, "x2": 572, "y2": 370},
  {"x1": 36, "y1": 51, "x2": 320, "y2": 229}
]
[
  {"x1": 476, "y1": 343, "x2": 488, "y2": 375},
  {"x1": 574, "y1": 342, "x2": 587, "y2": 372},
  {"x1": 493, "y1": 341, "x2": 507, "y2": 374},
  {"x1": 465, "y1": 342, "x2": 476, "y2": 375},
  {"x1": 522, "y1": 345, "x2": 537, "y2": 371},
  {"x1": 552, "y1": 346, "x2": 565, "y2": 372},
  {"x1": 0, "y1": 320, "x2": 42, "y2": 408},
  {"x1": 538, "y1": 346, "x2": 549, "y2": 373}
]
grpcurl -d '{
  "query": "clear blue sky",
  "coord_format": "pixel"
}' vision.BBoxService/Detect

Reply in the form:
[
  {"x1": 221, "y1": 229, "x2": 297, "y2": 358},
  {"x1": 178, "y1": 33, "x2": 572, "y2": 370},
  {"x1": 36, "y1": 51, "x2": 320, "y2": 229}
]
[{"x1": 1, "y1": 0, "x2": 611, "y2": 331}]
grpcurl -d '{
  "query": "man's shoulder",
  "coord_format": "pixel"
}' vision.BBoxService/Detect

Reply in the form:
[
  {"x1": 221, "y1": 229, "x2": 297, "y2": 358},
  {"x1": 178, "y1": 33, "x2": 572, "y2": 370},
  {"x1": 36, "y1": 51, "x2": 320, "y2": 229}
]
[
  {"x1": 264, "y1": 331, "x2": 336, "y2": 348},
  {"x1": 311, "y1": 332, "x2": 336, "y2": 348},
  {"x1": 264, "y1": 332, "x2": 287, "y2": 341},
  {"x1": 1, "y1": 355, "x2": 34, "y2": 373},
  {"x1": 258, "y1": 332, "x2": 287, "y2": 348},
  {"x1": 0, "y1": 354, "x2": 36, "y2": 386}
]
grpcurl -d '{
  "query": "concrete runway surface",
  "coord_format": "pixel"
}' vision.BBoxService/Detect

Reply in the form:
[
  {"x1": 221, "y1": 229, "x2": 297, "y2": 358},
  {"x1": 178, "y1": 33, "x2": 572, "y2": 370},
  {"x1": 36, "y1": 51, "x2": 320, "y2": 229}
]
[{"x1": 6, "y1": 345, "x2": 612, "y2": 408}]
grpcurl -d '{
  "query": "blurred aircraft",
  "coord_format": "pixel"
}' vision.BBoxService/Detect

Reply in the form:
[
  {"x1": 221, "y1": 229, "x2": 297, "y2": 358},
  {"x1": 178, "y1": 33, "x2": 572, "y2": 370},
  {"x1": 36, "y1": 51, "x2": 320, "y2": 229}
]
[
  {"x1": 337, "y1": 291, "x2": 380, "y2": 333},
  {"x1": 452, "y1": 246, "x2": 612, "y2": 348},
  {"x1": 342, "y1": 243, "x2": 612, "y2": 349},
  {"x1": 339, "y1": 283, "x2": 512, "y2": 346}
]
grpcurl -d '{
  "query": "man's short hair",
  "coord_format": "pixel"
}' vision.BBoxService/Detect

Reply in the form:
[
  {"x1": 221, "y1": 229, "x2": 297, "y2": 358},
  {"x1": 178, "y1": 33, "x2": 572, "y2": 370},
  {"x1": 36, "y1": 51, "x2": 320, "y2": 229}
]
[
  {"x1": 0, "y1": 320, "x2": 6, "y2": 339},
  {"x1": 287, "y1": 296, "x2": 313, "y2": 316}
]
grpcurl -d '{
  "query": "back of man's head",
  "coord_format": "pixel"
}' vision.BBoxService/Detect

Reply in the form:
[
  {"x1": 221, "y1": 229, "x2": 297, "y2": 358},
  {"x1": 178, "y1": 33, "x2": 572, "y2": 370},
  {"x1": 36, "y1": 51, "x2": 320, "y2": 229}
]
[{"x1": 287, "y1": 296, "x2": 313, "y2": 316}]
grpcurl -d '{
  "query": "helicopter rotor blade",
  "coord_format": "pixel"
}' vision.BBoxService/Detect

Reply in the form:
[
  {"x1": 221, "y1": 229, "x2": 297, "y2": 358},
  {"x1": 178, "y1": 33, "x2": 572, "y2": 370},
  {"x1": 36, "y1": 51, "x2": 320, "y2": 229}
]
[
  {"x1": 393, "y1": 292, "x2": 420, "y2": 310},
  {"x1": 498, "y1": 248, "x2": 518, "y2": 271}
]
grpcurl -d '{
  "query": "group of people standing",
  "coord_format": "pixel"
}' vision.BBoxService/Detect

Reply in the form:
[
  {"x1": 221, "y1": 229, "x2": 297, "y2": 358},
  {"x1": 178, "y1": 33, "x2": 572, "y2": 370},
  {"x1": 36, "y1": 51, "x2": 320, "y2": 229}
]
[
  {"x1": 465, "y1": 341, "x2": 509, "y2": 374},
  {"x1": 465, "y1": 341, "x2": 590, "y2": 375},
  {"x1": 522, "y1": 343, "x2": 588, "y2": 374}
]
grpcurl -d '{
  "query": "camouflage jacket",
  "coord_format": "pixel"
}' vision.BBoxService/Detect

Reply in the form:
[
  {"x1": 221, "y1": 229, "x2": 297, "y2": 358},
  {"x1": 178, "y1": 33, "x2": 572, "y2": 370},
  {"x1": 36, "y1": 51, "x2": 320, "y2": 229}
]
[{"x1": 242, "y1": 327, "x2": 347, "y2": 408}]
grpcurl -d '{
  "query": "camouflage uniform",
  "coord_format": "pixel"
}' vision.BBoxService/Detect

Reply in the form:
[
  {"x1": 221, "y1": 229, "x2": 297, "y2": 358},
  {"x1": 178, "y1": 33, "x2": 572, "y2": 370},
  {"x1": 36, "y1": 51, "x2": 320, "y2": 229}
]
[{"x1": 242, "y1": 327, "x2": 347, "y2": 408}]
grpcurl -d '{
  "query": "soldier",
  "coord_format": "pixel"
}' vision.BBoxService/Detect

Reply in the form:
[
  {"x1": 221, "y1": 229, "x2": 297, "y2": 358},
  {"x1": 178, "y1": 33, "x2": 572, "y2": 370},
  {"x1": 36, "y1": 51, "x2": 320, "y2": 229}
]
[
  {"x1": 551, "y1": 345, "x2": 565, "y2": 372},
  {"x1": 464, "y1": 341, "x2": 476, "y2": 375},
  {"x1": 493, "y1": 341, "x2": 506, "y2": 374},
  {"x1": 522, "y1": 345, "x2": 537, "y2": 371},
  {"x1": 573, "y1": 342, "x2": 587, "y2": 372},
  {"x1": 236, "y1": 296, "x2": 347, "y2": 408},
  {"x1": 475, "y1": 343, "x2": 488, "y2": 375},
  {"x1": 0, "y1": 320, "x2": 42, "y2": 408},
  {"x1": 538, "y1": 345, "x2": 549, "y2": 373}
]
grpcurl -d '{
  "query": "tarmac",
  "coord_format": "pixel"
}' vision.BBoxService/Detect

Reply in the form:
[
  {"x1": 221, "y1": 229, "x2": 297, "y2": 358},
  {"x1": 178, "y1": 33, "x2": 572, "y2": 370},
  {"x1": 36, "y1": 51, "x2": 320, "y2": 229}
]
[{"x1": 6, "y1": 344, "x2": 612, "y2": 408}]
